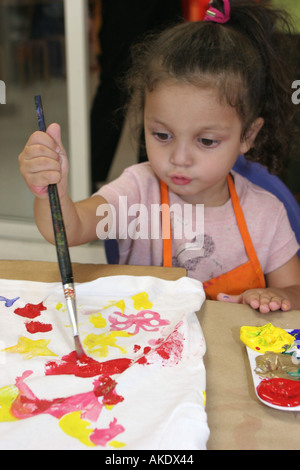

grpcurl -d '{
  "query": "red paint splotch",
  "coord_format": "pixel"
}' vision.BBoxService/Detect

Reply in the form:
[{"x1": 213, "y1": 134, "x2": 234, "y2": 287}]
[
  {"x1": 14, "y1": 302, "x2": 47, "y2": 319},
  {"x1": 94, "y1": 375, "x2": 124, "y2": 406},
  {"x1": 257, "y1": 378, "x2": 300, "y2": 407},
  {"x1": 136, "y1": 346, "x2": 151, "y2": 365},
  {"x1": 45, "y1": 351, "x2": 132, "y2": 378},
  {"x1": 25, "y1": 321, "x2": 53, "y2": 334},
  {"x1": 136, "y1": 323, "x2": 184, "y2": 366}
]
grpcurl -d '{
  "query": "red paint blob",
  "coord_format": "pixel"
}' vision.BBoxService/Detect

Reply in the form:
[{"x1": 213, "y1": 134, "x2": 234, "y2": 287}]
[
  {"x1": 13, "y1": 394, "x2": 67, "y2": 419},
  {"x1": 156, "y1": 344, "x2": 170, "y2": 360},
  {"x1": 45, "y1": 351, "x2": 132, "y2": 378},
  {"x1": 14, "y1": 302, "x2": 47, "y2": 319},
  {"x1": 136, "y1": 345, "x2": 151, "y2": 365},
  {"x1": 136, "y1": 356, "x2": 147, "y2": 365},
  {"x1": 25, "y1": 321, "x2": 53, "y2": 334},
  {"x1": 257, "y1": 378, "x2": 300, "y2": 407},
  {"x1": 94, "y1": 376, "x2": 124, "y2": 406}
]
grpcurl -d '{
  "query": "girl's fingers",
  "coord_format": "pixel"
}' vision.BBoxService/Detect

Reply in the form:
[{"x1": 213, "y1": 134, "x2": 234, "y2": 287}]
[
  {"x1": 217, "y1": 289, "x2": 292, "y2": 313},
  {"x1": 216, "y1": 293, "x2": 243, "y2": 303}
]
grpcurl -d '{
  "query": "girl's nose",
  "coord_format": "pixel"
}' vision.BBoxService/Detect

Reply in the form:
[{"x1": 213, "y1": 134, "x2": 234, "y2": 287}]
[{"x1": 170, "y1": 144, "x2": 192, "y2": 166}]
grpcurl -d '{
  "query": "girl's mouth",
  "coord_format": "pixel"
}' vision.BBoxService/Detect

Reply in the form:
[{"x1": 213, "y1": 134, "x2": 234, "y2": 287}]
[{"x1": 170, "y1": 175, "x2": 192, "y2": 186}]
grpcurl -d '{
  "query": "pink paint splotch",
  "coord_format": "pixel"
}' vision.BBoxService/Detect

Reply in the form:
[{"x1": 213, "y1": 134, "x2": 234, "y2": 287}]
[
  {"x1": 90, "y1": 418, "x2": 125, "y2": 446},
  {"x1": 109, "y1": 310, "x2": 169, "y2": 335},
  {"x1": 10, "y1": 369, "x2": 124, "y2": 424},
  {"x1": 11, "y1": 370, "x2": 102, "y2": 421}
]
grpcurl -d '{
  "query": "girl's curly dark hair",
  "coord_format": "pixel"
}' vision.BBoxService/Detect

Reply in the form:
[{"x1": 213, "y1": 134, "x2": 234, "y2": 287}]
[{"x1": 125, "y1": 0, "x2": 297, "y2": 174}]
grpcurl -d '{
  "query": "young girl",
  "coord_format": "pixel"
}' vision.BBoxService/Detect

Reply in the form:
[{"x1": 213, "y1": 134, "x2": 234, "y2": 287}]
[{"x1": 18, "y1": 0, "x2": 300, "y2": 313}]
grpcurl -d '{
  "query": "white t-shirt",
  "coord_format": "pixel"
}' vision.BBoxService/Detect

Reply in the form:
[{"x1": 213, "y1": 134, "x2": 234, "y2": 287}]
[{"x1": 96, "y1": 162, "x2": 299, "y2": 282}]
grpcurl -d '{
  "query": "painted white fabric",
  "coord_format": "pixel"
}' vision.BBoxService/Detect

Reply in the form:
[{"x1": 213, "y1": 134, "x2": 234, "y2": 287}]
[{"x1": 0, "y1": 275, "x2": 209, "y2": 450}]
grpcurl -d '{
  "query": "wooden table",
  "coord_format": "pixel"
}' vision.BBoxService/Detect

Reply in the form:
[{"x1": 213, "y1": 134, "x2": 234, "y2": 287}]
[{"x1": 1, "y1": 260, "x2": 300, "y2": 450}]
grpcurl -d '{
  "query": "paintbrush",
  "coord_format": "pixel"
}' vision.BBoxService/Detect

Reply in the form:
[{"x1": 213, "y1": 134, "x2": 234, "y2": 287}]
[{"x1": 34, "y1": 94, "x2": 85, "y2": 360}]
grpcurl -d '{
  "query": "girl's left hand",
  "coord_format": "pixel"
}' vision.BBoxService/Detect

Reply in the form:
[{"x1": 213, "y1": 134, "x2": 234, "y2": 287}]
[{"x1": 217, "y1": 288, "x2": 291, "y2": 313}]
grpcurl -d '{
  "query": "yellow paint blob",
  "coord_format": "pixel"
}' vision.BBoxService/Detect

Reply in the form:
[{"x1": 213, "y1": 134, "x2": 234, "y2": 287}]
[
  {"x1": 59, "y1": 412, "x2": 96, "y2": 447},
  {"x1": 2, "y1": 337, "x2": 57, "y2": 359},
  {"x1": 103, "y1": 300, "x2": 126, "y2": 315},
  {"x1": 202, "y1": 390, "x2": 206, "y2": 407},
  {"x1": 109, "y1": 440, "x2": 126, "y2": 448},
  {"x1": 89, "y1": 312, "x2": 107, "y2": 329},
  {"x1": 240, "y1": 323, "x2": 295, "y2": 353},
  {"x1": 83, "y1": 331, "x2": 132, "y2": 358},
  {"x1": 132, "y1": 292, "x2": 153, "y2": 310},
  {"x1": 105, "y1": 404, "x2": 115, "y2": 410},
  {"x1": 0, "y1": 385, "x2": 19, "y2": 422}
]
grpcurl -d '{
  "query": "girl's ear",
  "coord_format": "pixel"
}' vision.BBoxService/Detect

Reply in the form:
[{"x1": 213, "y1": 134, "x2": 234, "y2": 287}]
[{"x1": 240, "y1": 117, "x2": 264, "y2": 154}]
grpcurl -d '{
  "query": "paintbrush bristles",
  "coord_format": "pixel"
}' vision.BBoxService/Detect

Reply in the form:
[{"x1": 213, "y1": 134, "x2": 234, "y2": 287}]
[{"x1": 74, "y1": 335, "x2": 85, "y2": 361}]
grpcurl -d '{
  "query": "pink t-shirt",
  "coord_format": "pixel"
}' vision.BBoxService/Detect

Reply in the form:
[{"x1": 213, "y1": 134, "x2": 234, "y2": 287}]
[{"x1": 96, "y1": 162, "x2": 299, "y2": 282}]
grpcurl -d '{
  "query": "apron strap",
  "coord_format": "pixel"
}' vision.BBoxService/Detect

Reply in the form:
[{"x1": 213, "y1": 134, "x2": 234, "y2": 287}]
[
  {"x1": 227, "y1": 174, "x2": 265, "y2": 287},
  {"x1": 160, "y1": 180, "x2": 173, "y2": 267}
]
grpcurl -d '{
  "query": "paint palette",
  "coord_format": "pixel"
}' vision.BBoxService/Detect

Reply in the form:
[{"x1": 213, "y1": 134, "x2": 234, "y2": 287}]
[{"x1": 246, "y1": 330, "x2": 300, "y2": 411}]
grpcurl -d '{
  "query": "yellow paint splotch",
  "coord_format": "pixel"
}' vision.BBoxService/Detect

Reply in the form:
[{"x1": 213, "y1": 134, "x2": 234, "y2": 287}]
[
  {"x1": 240, "y1": 323, "x2": 295, "y2": 353},
  {"x1": 103, "y1": 299, "x2": 126, "y2": 315},
  {"x1": 0, "y1": 384, "x2": 19, "y2": 422},
  {"x1": 132, "y1": 292, "x2": 153, "y2": 310},
  {"x1": 83, "y1": 331, "x2": 132, "y2": 358},
  {"x1": 59, "y1": 411, "x2": 95, "y2": 447},
  {"x1": 2, "y1": 337, "x2": 57, "y2": 359},
  {"x1": 109, "y1": 440, "x2": 126, "y2": 448},
  {"x1": 89, "y1": 312, "x2": 107, "y2": 329}
]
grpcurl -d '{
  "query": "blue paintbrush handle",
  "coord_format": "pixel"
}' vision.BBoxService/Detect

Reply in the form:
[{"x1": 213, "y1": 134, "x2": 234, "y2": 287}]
[
  {"x1": 34, "y1": 95, "x2": 73, "y2": 285},
  {"x1": 47, "y1": 184, "x2": 74, "y2": 285}
]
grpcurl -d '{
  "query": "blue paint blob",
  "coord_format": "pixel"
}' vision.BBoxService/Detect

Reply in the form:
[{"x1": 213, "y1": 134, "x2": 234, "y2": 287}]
[
  {"x1": 289, "y1": 329, "x2": 300, "y2": 350},
  {"x1": 0, "y1": 296, "x2": 20, "y2": 307}
]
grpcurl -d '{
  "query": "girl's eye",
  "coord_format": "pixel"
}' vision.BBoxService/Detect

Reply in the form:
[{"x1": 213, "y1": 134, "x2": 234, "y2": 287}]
[
  {"x1": 153, "y1": 132, "x2": 171, "y2": 142},
  {"x1": 199, "y1": 138, "x2": 218, "y2": 147}
]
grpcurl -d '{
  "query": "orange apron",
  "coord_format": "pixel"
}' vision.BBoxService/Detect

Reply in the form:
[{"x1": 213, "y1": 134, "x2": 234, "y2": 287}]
[{"x1": 160, "y1": 174, "x2": 266, "y2": 300}]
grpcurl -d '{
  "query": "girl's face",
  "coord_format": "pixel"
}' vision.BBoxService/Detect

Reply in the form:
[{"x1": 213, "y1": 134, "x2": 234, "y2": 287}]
[{"x1": 144, "y1": 82, "x2": 262, "y2": 205}]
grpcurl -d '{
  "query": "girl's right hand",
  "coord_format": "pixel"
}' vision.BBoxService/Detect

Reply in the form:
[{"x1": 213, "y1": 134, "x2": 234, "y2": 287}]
[{"x1": 18, "y1": 123, "x2": 69, "y2": 199}]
